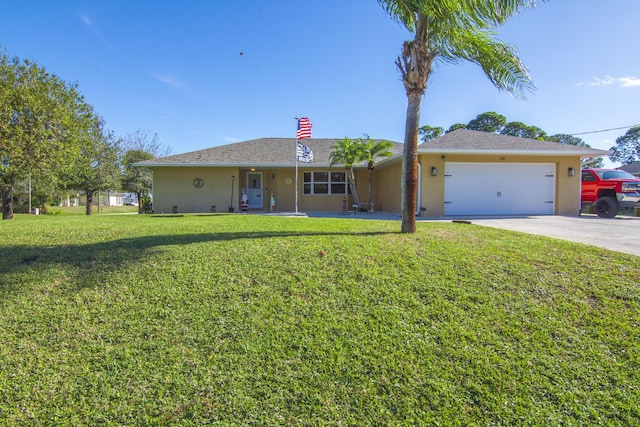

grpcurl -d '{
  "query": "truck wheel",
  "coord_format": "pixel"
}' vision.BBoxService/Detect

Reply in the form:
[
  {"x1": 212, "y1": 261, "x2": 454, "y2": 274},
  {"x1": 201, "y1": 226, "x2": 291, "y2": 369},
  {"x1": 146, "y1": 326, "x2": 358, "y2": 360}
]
[{"x1": 595, "y1": 197, "x2": 619, "y2": 218}]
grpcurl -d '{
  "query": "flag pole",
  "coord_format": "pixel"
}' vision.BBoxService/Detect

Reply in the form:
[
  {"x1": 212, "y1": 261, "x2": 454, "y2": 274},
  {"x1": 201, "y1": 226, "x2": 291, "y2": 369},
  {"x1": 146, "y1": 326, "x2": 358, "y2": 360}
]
[
  {"x1": 294, "y1": 117, "x2": 299, "y2": 214},
  {"x1": 294, "y1": 117, "x2": 312, "y2": 214}
]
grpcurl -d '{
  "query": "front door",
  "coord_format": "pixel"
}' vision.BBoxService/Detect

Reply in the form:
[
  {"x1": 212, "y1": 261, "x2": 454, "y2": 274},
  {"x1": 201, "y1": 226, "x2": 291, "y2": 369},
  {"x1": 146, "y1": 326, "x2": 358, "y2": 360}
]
[{"x1": 246, "y1": 172, "x2": 263, "y2": 209}]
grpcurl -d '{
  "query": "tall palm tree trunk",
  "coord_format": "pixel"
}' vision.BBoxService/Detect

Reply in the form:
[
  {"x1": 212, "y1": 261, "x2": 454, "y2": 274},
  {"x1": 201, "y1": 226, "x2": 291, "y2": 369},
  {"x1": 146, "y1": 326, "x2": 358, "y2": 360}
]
[
  {"x1": 401, "y1": 92, "x2": 421, "y2": 233},
  {"x1": 379, "y1": 2, "x2": 537, "y2": 232}
]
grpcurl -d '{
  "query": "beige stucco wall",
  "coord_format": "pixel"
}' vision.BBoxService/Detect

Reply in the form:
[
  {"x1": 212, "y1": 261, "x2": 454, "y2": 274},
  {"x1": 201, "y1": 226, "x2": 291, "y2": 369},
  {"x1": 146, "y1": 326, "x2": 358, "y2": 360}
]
[
  {"x1": 415, "y1": 154, "x2": 583, "y2": 216},
  {"x1": 150, "y1": 166, "x2": 372, "y2": 213},
  {"x1": 151, "y1": 166, "x2": 240, "y2": 213},
  {"x1": 256, "y1": 167, "x2": 369, "y2": 212},
  {"x1": 151, "y1": 154, "x2": 583, "y2": 216},
  {"x1": 374, "y1": 160, "x2": 402, "y2": 214},
  {"x1": 238, "y1": 168, "x2": 294, "y2": 212},
  {"x1": 297, "y1": 167, "x2": 370, "y2": 212},
  {"x1": 555, "y1": 158, "x2": 583, "y2": 215}
]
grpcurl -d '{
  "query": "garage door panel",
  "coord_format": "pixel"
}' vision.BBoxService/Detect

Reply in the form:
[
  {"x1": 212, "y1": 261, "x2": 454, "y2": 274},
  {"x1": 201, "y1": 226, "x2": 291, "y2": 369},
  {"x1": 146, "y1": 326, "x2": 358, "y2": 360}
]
[{"x1": 444, "y1": 163, "x2": 555, "y2": 216}]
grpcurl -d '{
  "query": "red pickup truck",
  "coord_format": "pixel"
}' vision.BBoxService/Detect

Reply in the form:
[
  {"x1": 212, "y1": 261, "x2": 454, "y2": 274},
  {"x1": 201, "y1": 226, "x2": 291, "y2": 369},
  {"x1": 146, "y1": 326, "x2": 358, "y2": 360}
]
[{"x1": 581, "y1": 168, "x2": 640, "y2": 217}]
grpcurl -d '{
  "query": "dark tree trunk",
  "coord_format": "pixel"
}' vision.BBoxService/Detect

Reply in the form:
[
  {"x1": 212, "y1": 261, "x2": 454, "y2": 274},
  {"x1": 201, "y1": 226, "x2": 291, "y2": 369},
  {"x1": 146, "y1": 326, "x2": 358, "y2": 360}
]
[
  {"x1": 401, "y1": 92, "x2": 421, "y2": 233},
  {"x1": 137, "y1": 191, "x2": 143, "y2": 214},
  {"x1": 2, "y1": 187, "x2": 14, "y2": 220},
  {"x1": 86, "y1": 192, "x2": 94, "y2": 215}
]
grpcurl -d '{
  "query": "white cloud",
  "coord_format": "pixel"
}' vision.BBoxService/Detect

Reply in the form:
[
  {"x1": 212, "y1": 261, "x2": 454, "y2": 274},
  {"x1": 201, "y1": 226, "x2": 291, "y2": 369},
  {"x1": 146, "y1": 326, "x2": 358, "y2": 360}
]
[
  {"x1": 589, "y1": 75, "x2": 615, "y2": 86},
  {"x1": 578, "y1": 75, "x2": 640, "y2": 88},
  {"x1": 152, "y1": 73, "x2": 186, "y2": 90},
  {"x1": 79, "y1": 14, "x2": 92, "y2": 27},
  {"x1": 618, "y1": 76, "x2": 640, "y2": 87},
  {"x1": 78, "y1": 12, "x2": 112, "y2": 49}
]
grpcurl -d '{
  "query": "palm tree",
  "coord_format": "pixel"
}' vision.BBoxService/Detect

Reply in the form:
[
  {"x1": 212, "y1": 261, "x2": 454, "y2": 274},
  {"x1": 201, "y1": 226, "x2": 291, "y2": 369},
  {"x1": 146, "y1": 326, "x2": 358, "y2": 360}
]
[
  {"x1": 329, "y1": 137, "x2": 364, "y2": 208},
  {"x1": 377, "y1": 0, "x2": 539, "y2": 232},
  {"x1": 359, "y1": 135, "x2": 393, "y2": 210}
]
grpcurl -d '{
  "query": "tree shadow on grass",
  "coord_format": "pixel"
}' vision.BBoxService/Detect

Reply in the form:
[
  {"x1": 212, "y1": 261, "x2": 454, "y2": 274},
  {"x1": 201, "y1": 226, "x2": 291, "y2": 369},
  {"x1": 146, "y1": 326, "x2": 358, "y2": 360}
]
[{"x1": 0, "y1": 229, "x2": 394, "y2": 297}]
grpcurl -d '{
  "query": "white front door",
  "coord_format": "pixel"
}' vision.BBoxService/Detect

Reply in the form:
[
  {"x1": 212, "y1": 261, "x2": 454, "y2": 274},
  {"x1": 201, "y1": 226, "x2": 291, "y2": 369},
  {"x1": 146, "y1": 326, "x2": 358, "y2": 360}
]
[
  {"x1": 444, "y1": 163, "x2": 556, "y2": 216},
  {"x1": 246, "y1": 172, "x2": 263, "y2": 209}
]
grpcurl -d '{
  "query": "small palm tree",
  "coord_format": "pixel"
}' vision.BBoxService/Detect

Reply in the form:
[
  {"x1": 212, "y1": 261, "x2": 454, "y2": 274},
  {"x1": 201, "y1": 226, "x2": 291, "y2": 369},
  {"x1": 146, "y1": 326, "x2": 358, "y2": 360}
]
[
  {"x1": 329, "y1": 137, "x2": 364, "y2": 207},
  {"x1": 377, "y1": 0, "x2": 539, "y2": 232},
  {"x1": 359, "y1": 134, "x2": 393, "y2": 210}
]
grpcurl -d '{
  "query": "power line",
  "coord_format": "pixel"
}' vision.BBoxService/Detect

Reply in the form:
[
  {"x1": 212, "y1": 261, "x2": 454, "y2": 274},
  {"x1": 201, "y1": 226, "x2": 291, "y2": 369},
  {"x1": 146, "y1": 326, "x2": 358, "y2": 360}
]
[{"x1": 570, "y1": 124, "x2": 640, "y2": 136}]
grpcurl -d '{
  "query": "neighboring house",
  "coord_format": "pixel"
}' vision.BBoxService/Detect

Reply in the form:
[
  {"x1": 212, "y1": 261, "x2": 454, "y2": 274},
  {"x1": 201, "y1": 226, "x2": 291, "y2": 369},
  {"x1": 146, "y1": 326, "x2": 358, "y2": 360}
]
[
  {"x1": 136, "y1": 129, "x2": 609, "y2": 217},
  {"x1": 619, "y1": 162, "x2": 640, "y2": 177},
  {"x1": 59, "y1": 193, "x2": 80, "y2": 207},
  {"x1": 2, "y1": 191, "x2": 123, "y2": 211},
  {"x1": 63, "y1": 192, "x2": 125, "y2": 207}
]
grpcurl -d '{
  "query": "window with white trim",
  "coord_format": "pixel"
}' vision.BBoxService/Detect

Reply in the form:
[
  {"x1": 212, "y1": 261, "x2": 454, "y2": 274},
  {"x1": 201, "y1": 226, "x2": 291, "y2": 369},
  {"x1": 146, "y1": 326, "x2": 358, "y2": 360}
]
[{"x1": 303, "y1": 171, "x2": 348, "y2": 195}]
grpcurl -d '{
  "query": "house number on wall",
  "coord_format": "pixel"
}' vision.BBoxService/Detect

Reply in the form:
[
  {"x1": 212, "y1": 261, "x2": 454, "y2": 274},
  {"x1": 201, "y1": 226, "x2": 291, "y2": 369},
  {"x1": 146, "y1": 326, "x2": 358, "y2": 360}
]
[{"x1": 193, "y1": 177, "x2": 204, "y2": 188}]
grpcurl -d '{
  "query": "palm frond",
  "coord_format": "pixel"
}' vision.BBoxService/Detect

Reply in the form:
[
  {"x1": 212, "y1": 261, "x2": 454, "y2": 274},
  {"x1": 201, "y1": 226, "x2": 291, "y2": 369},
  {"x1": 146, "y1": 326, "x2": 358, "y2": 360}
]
[
  {"x1": 438, "y1": 27, "x2": 535, "y2": 96},
  {"x1": 329, "y1": 137, "x2": 363, "y2": 168},
  {"x1": 378, "y1": 0, "x2": 471, "y2": 33},
  {"x1": 462, "y1": 0, "x2": 541, "y2": 26}
]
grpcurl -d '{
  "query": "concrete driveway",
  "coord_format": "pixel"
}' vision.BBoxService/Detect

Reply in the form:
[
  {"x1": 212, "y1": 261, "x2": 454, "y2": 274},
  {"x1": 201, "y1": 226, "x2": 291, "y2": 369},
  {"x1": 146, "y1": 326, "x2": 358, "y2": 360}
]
[{"x1": 468, "y1": 214, "x2": 640, "y2": 257}]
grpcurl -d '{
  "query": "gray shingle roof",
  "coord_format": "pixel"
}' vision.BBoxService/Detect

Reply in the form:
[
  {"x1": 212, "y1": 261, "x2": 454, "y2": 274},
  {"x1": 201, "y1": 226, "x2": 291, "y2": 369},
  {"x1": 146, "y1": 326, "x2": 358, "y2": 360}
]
[
  {"x1": 619, "y1": 162, "x2": 640, "y2": 175},
  {"x1": 137, "y1": 138, "x2": 403, "y2": 167},
  {"x1": 137, "y1": 130, "x2": 610, "y2": 168},
  {"x1": 418, "y1": 129, "x2": 611, "y2": 157}
]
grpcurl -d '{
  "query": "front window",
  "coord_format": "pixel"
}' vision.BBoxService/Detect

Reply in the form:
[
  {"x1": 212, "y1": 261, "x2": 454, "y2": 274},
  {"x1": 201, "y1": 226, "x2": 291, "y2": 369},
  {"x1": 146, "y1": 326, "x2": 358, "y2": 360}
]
[
  {"x1": 303, "y1": 171, "x2": 348, "y2": 195},
  {"x1": 581, "y1": 171, "x2": 596, "y2": 182},
  {"x1": 596, "y1": 170, "x2": 636, "y2": 180},
  {"x1": 330, "y1": 172, "x2": 346, "y2": 194}
]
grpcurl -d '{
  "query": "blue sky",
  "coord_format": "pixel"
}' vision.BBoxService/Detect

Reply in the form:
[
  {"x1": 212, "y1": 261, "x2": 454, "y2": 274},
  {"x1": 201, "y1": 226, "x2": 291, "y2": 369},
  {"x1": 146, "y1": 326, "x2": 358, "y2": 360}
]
[{"x1": 1, "y1": 1, "x2": 638, "y2": 167}]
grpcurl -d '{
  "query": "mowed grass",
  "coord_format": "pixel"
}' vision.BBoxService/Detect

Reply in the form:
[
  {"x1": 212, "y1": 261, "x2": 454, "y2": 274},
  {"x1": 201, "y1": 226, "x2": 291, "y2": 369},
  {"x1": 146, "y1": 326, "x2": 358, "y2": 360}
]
[
  {"x1": 46, "y1": 205, "x2": 138, "y2": 215},
  {"x1": 0, "y1": 214, "x2": 638, "y2": 425}
]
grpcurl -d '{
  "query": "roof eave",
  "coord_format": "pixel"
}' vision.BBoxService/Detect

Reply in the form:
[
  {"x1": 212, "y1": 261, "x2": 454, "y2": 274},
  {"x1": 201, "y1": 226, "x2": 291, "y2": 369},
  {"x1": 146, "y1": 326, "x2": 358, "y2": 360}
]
[
  {"x1": 135, "y1": 162, "x2": 335, "y2": 168},
  {"x1": 417, "y1": 149, "x2": 612, "y2": 158}
]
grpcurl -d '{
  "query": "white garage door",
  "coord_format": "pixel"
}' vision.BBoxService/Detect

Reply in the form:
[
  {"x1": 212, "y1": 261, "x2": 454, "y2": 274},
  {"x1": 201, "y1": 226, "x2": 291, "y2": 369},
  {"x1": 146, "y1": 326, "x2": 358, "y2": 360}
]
[{"x1": 444, "y1": 163, "x2": 556, "y2": 216}]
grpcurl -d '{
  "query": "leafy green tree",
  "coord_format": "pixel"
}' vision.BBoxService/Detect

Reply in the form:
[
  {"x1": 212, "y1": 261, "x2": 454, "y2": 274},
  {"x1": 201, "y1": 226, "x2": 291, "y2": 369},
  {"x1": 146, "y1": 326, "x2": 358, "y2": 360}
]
[
  {"x1": 61, "y1": 117, "x2": 122, "y2": 215},
  {"x1": 121, "y1": 149, "x2": 154, "y2": 213},
  {"x1": 121, "y1": 130, "x2": 171, "y2": 157},
  {"x1": 29, "y1": 168, "x2": 60, "y2": 214},
  {"x1": 466, "y1": 111, "x2": 506, "y2": 133},
  {"x1": 419, "y1": 125, "x2": 444, "y2": 143},
  {"x1": 359, "y1": 134, "x2": 394, "y2": 209},
  {"x1": 610, "y1": 126, "x2": 640, "y2": 165},
  {"x1": 0, "y1": 51, "x2": 93, "y2": 219},
  {"x1": 377, "y1": 0, "x2": 537, "y2": 232},
  {"x1": 446, "y1": 123, "x2": 466, "y2": 133},
  {"x1": 546, "y1": 133, "x2": 604, "y2": 168},
  {"x1": 500, "y1": 121, "x2": 546, "y2": 139},
  {"x1": 329, "y1": 137, "x2": 364, "y2": 207}
]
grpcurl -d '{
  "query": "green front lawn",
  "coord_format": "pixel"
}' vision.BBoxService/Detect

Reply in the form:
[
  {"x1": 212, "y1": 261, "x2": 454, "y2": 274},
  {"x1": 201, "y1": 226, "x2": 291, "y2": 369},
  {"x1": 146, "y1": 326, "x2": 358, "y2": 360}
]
[
  {"x1": 1, "y1": 214, "x2": 638, "y2": 425},
  {"x1": 46, "y1": 205, "x2": 138, "y2": 215}
]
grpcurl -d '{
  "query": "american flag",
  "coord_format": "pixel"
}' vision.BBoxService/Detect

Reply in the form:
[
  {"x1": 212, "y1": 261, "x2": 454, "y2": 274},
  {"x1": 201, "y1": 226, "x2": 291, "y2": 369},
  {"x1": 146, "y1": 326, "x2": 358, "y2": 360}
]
[
  {"x1": 296, "y1": 141, "x2": 313, "y2": 163},
  {"x1": 296, "y1": 117, "x2": 312, "y2": 140}
]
